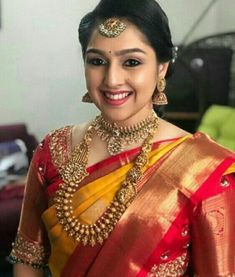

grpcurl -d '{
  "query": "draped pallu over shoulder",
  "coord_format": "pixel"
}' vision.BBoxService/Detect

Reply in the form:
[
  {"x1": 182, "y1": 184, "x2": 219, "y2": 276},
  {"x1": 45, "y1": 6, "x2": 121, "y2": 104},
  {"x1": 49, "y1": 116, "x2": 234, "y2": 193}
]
[{"x1": 42, "y1": 131, "x2": 235, "y2": 277}]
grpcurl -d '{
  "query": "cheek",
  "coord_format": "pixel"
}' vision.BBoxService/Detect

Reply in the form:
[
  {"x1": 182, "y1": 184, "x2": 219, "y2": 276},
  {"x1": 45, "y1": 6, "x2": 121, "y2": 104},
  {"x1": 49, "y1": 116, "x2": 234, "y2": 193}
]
[
  {"x1": 85, "y1": 69, "x2": 100, "y2": 89},
  {"x1": 128, "y1": 69, "x2": 158, "y2": 89}
]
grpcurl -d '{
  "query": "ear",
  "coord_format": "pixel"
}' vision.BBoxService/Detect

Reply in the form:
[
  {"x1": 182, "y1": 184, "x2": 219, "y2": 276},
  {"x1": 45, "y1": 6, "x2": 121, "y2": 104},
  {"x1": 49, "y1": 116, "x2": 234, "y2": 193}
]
[{"x1": 158, "y1": 62, "x2": 169, "y2": 79}]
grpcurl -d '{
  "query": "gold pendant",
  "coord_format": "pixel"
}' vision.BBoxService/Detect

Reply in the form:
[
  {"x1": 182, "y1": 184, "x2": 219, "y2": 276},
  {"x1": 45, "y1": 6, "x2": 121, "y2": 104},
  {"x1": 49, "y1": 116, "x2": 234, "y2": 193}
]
[
  {"x1": 117, "y1": 183, "x2": 137, "y2": 205},
  {"x1": 107, "y1": 137, "x2": 123, "y2": 155}
]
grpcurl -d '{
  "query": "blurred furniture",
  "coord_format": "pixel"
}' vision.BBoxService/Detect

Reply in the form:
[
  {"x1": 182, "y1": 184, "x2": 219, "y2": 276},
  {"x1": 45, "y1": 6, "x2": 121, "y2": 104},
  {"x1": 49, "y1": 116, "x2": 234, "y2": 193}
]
[
  {"x1": 0, "y1": 124, "x2": 38, "y2": 270},
  {"x1": 0, "y1": 124, "x2": 38, "y2": 162},
  {"x1": 197, "y1": 105, "x2": 235, "y2": 151},
  {"x1": 165, "y1": 32, "x2": 235, "y2": 132}
]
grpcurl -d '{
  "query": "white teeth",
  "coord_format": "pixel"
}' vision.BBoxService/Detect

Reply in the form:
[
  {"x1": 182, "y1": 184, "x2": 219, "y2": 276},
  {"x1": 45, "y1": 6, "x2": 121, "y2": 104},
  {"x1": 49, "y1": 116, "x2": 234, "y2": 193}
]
[{"x1": 104, "y1": 92, "x2": 129, "y2": 100}]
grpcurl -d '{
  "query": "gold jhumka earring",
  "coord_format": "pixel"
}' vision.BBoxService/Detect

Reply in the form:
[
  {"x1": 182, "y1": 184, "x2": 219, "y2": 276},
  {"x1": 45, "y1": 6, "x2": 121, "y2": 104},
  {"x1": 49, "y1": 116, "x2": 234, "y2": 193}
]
[
  {"x1": 82, "y1": 92, "x2": 93, "y2": 103},
  {"x1": 98, "y1": 18, "x2": 127, "y2": 38},
  {"x1": 152, "y1": 78, "x2": 168, "y2": 105}
]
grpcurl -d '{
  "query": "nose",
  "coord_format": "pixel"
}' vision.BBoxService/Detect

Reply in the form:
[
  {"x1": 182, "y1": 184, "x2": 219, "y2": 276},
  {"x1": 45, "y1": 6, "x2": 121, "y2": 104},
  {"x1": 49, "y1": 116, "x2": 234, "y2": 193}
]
[{"x1": 103, "y1": 62, "x2": 124, "y2": 88}]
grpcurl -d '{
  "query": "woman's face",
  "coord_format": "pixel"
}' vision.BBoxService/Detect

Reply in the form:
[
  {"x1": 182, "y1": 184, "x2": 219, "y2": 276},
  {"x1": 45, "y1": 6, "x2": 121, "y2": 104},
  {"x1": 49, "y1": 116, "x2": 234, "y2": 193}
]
[{"x1": 85, "y1": 21, "x2": 169, "y2": 125}]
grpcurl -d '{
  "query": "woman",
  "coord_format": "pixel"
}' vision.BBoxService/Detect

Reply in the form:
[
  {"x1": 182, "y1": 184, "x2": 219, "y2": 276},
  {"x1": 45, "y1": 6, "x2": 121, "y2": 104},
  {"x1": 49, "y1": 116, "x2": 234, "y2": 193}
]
[{"x1": 9, "y1": 0, "x2": 235, "y2": 276}]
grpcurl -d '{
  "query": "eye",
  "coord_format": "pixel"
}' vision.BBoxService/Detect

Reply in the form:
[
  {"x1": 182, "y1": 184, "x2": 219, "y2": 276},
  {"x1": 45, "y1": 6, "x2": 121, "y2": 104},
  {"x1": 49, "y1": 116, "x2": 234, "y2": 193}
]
[
  {"x1": 86, "y1": 58, "x2": 107, "y2": 66},
  {"x1": 124, "y1": 59, "x2": 141, "y2": 67}
]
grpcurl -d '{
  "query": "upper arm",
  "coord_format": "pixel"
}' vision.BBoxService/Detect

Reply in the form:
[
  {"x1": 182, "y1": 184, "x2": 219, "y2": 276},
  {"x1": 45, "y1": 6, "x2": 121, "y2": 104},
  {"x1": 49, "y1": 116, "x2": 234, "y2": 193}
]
[{"x1": 9, "y1": 138, "x2": 50, "y2": 270}]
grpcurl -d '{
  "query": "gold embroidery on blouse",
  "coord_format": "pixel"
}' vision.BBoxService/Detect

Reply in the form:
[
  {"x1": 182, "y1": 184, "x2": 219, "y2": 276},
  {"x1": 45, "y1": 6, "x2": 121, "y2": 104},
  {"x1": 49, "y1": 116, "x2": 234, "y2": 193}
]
[
  {"x1": 147, "y1": 252, "x2": 188, "y2": 277},
  {"x1": 9, "y1": 233, "x2": 47, "y2": 268},
  {"x1": 49, "y1": 126, "x2": 73, "y2": 172},
  {"x1": 206, "y1": 208, "x2": 225, "y2": 236}
]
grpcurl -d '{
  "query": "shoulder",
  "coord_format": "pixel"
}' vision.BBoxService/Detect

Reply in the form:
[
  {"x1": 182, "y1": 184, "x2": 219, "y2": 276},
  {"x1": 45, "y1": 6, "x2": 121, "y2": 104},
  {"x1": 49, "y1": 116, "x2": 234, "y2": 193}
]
[
  {"x1": 70, "y1": 122, "x2": 92, "y2": 150},
  {"x1": 47, "y1": 125, "x2": 73, "y2": 150},
  {"x1": 46, "y1": 122, "x2": 92, "y2": 150},
  {"x1": 154, "y1": 118, "x2": 190, "y2": 142},
  {"x1": 158, "y1": 118, "x2": 234, "y2": 157},
  {"x1": 32, "y1": 122, "x2": 91, "y2": 167},
  {"x1": 156, "y1": 121, "x2": 235, "y2": 200},
  {"x1": 169, "y1": 131, "x2": 235, "y2": 203},
  {"x1": 190, "y1": 131, "x2": 235, "y2": 159}
]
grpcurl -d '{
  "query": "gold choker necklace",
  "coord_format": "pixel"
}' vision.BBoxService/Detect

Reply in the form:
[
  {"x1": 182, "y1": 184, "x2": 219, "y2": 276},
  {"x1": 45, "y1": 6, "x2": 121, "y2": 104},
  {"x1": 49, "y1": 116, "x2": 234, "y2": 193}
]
[
  {"x1": 95, "y1": 111, "x2": 158, "y2": 155},
  {"x1": 54, "y1": 114, "x2": 159, "y2": 247}
]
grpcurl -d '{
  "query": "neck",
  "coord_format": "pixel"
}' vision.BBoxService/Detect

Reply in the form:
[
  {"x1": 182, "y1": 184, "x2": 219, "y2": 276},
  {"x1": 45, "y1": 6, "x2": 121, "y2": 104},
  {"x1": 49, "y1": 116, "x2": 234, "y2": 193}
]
[{"x1": 101, "y1": 107, "x2": 155, "y2": 128}]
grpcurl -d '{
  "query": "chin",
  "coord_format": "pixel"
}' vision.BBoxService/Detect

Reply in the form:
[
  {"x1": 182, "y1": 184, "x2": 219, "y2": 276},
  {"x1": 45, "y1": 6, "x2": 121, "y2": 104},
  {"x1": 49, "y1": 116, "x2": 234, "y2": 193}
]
[
  {"x1": 97, "y1": 102, "x2": 152, "y2": 125},
  {"x1": 101, "y1": 112, "x2": 128, "y2": 123},
  {"x1": 100, "y1": 110, "x2": 143, "y2": 126}
]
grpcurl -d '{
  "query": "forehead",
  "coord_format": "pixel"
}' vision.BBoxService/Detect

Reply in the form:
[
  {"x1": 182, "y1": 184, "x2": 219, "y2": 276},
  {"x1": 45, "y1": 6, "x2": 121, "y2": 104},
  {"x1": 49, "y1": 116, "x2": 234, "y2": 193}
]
[{"x1": 87, "y1": 21, "x2": 153, "y2": 53}]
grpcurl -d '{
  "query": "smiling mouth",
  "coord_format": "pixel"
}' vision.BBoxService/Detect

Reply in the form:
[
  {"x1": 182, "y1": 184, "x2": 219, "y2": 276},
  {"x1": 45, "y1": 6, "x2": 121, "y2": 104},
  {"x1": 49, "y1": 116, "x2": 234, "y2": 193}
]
[{"x1": 103, "y1": 91, "x2": 131, "y2": 100}]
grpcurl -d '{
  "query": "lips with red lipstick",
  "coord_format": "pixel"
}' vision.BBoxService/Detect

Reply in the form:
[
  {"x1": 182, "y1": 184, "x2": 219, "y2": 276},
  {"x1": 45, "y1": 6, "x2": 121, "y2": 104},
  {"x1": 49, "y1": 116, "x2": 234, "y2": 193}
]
[{"x1": 102, "y1": 90, "x2": 132, "y2": 106}]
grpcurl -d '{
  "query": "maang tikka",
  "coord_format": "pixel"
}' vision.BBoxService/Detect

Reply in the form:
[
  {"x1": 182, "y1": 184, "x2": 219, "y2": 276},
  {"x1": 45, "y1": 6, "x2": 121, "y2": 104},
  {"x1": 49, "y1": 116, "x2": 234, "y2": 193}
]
[
  {"x1": 98, "y1": 18, "x2": 127, "y2": 38},
  {"x1": 152, "y1": 78, "x2": 168, "y2": 105}
]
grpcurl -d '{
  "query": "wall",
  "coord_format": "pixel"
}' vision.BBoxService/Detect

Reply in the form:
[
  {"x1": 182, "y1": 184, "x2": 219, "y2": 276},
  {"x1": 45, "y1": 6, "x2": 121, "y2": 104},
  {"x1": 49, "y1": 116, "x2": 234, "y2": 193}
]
[
  {"x1": 216, "y1": 0, "x2": 235, "y2": 33},
  {"x1": 158, "y1": 0, "x2": 235, "y2": 44},
  {"x1": 158, "y1": 0, "x2": 217, "y2": 44},
  {"x1": 0, "y1": 0, "x2": 98, "y2": 140},
  {"x1": 0, "y1": 0, "x2": 234, "y2": 140}
]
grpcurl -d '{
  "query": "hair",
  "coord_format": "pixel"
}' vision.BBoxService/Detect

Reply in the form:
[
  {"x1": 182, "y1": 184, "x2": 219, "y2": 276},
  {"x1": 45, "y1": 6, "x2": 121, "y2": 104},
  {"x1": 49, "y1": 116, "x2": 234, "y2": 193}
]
[{"x1": 78, "y1": 0, "x2": 174, "y2": 64}]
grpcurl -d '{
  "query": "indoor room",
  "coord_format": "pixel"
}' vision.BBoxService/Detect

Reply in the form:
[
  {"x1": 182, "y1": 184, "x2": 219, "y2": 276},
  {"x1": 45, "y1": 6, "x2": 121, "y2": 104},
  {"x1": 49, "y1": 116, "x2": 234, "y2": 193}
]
[{"x1": 0, "y1": 0, "x2": 235, "y2": 276}]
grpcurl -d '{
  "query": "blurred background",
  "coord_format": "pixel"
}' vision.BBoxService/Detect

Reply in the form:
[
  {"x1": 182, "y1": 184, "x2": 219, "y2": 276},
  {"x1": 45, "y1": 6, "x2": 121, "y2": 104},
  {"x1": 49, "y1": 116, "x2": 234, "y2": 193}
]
[
  {"x1": 0, "y1": 0, "x2": 234, "y2": 139},
  {"x1": 0, "y1": 0, "x2": 234, "y2": 275}
]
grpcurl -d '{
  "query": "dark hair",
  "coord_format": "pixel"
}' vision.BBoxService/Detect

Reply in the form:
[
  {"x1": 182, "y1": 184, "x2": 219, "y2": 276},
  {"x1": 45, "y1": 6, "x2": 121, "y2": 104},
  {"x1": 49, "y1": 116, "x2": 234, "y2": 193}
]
[{"x1": 78, "y1": 0, "x2": 174, "y2": 64}]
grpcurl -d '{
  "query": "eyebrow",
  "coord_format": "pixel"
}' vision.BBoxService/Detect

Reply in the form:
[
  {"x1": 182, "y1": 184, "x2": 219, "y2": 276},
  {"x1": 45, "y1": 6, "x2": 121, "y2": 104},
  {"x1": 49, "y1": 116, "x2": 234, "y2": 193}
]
[{"x1": 86, "y1": 48, "x2": 147, "y2": 56}]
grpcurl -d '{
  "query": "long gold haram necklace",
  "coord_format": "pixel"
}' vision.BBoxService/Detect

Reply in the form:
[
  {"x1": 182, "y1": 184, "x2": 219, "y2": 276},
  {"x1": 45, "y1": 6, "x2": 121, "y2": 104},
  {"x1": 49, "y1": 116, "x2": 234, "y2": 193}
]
[
  {"x1": 95, "y1": 111, "x2": 157, "y2": 156},
  {"x1": 54, "y1": 113, "x2": 159, "y2": 247}
]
